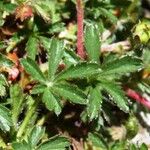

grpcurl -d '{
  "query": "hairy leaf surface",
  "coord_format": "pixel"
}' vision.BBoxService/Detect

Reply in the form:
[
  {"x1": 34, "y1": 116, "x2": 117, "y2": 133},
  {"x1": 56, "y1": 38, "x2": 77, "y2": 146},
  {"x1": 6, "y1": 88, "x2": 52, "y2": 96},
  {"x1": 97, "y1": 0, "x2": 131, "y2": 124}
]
[
  {"x1": 29, "y1": 126, "x2": 45, "y2": 148},
  {"x1": 48, "y1": 39, "x2": 64, "y2": 80},
  {"x1": 99, "y1": 56, "x2": 142, "y2": 78},
  {"x1": 21, "y1": 58, "x2": 46, "y2": 84},
  {"x1": 87, "y1": 87, "x2": 102, "y2": 120},
  {"x1": 26, "y1": 36, "x2": 39, "y2": 60},
  {"x1": 0, "y1": 105, "x2": 12, "y2": 132},
  {"x1": 55, "y1": 63, "x2": 101, "y2": 81},
  {"x1": 84, "y1": 24, "x2": 100, "y2": 63},
  {"x1": 53, "y1": 83, "x2": 87, "y2": 105},
  {"x1": 100, "y1": 81, "x2": 129, "y2": 112},
  {"x1": 38, "y1": 136, "x2": 70, "y2": 150},
  {"x1": 42, "y1": 88, "x2": 62, "y2": 115}
]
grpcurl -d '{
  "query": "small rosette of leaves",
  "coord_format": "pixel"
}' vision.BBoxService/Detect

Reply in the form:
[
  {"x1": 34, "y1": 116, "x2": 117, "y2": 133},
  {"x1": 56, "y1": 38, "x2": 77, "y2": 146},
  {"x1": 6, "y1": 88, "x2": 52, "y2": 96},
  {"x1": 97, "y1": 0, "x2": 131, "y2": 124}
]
[
  {"x1": 84, "y1": 24, "x2": 143, "y2": 120},
  {"x1": 21, "y1": 38, "x2": 101, "y2": 115}
]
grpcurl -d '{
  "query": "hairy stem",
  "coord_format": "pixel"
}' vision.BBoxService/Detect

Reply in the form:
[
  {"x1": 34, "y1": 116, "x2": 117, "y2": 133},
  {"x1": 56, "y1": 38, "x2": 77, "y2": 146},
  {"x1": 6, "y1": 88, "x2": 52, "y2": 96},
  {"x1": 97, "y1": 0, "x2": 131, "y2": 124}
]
[
  {"x1": 76, "y1": 0, "x2": 85, "y2": 59},
  {"x1": 17, "y1": 100, "x2": 38, "y2": 138},
  {"x1": 125, "y1": 88, "x2": 150, "y2": 109}
]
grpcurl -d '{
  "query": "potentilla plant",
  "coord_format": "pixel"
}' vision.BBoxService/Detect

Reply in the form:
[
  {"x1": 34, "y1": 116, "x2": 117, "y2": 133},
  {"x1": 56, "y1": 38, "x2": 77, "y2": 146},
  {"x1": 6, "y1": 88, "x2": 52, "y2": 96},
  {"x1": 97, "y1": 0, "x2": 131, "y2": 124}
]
[{"x1": 0, "y1": 0, "x2": 149, "y2": 149}]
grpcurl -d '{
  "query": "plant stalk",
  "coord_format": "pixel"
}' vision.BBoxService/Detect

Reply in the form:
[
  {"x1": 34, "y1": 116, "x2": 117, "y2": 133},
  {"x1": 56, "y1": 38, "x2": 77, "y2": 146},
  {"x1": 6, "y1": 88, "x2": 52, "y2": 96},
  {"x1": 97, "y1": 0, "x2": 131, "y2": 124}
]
[
  {"x1": 76, "y1": 0, "x2": 85, "y2": 59},
  {"x1": 125, "y1": 88, "x2": 150, "y2": 109}
]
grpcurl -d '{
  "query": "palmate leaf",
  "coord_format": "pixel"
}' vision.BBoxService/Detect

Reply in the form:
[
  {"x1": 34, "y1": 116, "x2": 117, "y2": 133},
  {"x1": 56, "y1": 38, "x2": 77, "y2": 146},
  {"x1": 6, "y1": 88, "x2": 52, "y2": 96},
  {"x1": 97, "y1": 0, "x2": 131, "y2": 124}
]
[
  {"x1": 48, "y1": 39, "x2": 64, "y2": 80},
  {"x1": 37, "y1": 136, "x2": 70, "y2": 150},
  {"x1": 21, "y1": 58, "x2": 46, "y2": 84},
  {"x1": 87, "y1": 86, "x2": 103, "y2": 120},
  {"x1": 42, "y1": 88, "x2": 62, "y2": 115},
  {"x1": 53, "y1": 83, "x2": 87, "y2": 105},
  {"x1": 99, "y1": 56, "x2": 143, "y2": 78},
  {"x1": 26, "y1": 36, "x2": 39, "y2": 60},
  {"x1": 55, "y1": 62, "x2": 101, "y2": 81},
  {"x1": 100, "y1": 81, "x2": 129, "y2": 112},
  {"x1": 0, "y1": 105, "x2": 12, "y2": 132},
  {"x1": 84, "y1": 24, "x2": 101, "y2": 63}
]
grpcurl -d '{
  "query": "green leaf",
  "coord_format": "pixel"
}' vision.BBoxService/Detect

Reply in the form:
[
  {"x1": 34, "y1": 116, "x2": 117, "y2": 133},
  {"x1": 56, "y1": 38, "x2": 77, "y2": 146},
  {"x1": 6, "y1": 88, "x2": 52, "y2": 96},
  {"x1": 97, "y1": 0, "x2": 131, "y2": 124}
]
[
  {"x1": 84, "y1": 24, "x2": 100, "y2": 63},
  {"x1": 12, "y1": 141, "x2": 31, "y2": 150},
  {"x1": 111, "y1": 141, "x2": 126, "y2": 150},
  {"x1": 10, "y1": 84, "x2": 24, "y2": 127},
  {"x1": 0, "y1": 105, "x2": 12, "y2": 132},
  {"x1": 100, "y1": 81, "x2": 129, "y2": 112},
  {"x1": 55, "y1": 63, "x2": 101, "y2": 81},
  {"x1": 42, "y1": 88, "x2": 62, "y2": 115},
  {"x1": 129, "y1": 144, "x2": 137, "y2": 150},
  {"x1": 100, "y1": 56, "x2": 142, "y2": 78},
  {"x1": 38, "y1": 136, "x2": 70, "y2": 150},
  {"x1": 125, "y1": 115, "x2": 139, "y2": 139},
  {"x1": 0, "y1": 84, "x2": 6, "y2": 97},
  {"x1": 26, "y1": 36, "x2": 39, "y2": 60},
  {"x1": 0, "y1": 53, "x2": 14, "y2": 68},
  {"x1": 31, "y1": 84, "x2": 46, "y2": 94},
  {"x1": 138, "y1": 82, "x2": 150, "y2": 95},
  {"x1": 140, "y1": 143, "x2": 148, "y2": 150},
  {"x1": 28, "y1": 126, "x2": 45, "y2": 148},
  {"x1": 0, "y1": 74, "x2": 7, "y2": 86},
  {"x1": 99, "y1": 8, "x2": 117, "y2": 24},
  {"x1": 63, "y1": 49, "x2": 80, "y2": 68},
  {"x1": 34, "y1": 4, "x2": 50, "y2": 22},
  {"x1": 39, "y1": 36, "x2": 51, "y2": 50},
  {"x1": 87, "y1": 86, "x2": 103, "y2": 120},
  {"x1": 48, "y1": 39, "x2": 64, "y2": 80},
  {"x1": 53, "y1": 83, "x2": 87, "y2": 105},
  {"x1": 21, "y1": 58, "x2": 46, "y2": 84},
  {"x1": 6, "y1": 33, "x2": 24, "y2": 53},
  {"x1": 0, "y1": 74, "x2": 7, "y2": 97},
  {"x1": 88, "y1": 132, "x2": 107, "y2": 149}
]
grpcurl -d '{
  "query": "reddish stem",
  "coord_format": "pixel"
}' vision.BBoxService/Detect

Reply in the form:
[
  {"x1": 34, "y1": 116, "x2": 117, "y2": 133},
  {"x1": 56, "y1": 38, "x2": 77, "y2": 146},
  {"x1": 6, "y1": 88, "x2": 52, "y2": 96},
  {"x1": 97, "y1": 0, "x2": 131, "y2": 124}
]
[
  {"x1": 76, "y1": 0, "x2": 85, "y2": 59},
  {"x1": 125, "y1": 88, "x2": 150, "y2": 109}
]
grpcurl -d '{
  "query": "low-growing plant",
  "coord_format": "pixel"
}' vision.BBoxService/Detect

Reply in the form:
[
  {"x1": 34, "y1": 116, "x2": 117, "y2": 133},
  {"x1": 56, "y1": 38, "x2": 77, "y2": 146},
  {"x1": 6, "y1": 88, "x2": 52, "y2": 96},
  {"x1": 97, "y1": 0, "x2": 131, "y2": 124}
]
[{"x1": 0, "y1": 0, "x2": 150, "y2": 149}]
